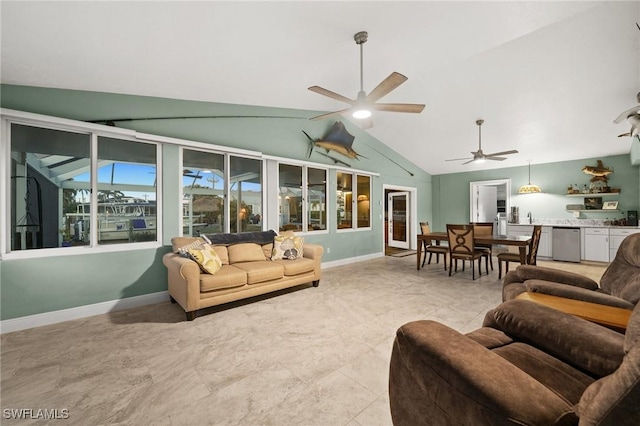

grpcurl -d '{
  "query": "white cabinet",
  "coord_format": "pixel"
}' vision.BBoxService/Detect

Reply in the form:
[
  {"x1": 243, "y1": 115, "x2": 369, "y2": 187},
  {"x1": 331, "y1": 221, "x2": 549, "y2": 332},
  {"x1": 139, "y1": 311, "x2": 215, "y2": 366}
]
[
  {"x1": 582, "y1": 228, "x2": 609, "y2": 262},
  {"x1": 609, "y1": 228, "x2": 640, "y2": 261},
  {"x1": 506, "y1": 225, "x2": 552, "y2": 258},
  {"x1": 539, "y1": 227, "x2": 552, "y2": 258}
]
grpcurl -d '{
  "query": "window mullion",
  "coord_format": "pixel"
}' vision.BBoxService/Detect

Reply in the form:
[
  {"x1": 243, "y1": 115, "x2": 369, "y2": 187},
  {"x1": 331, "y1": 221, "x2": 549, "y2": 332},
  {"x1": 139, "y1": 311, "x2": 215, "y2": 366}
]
[{"x1": 90, "y1": 133, "x2": 98, "y2": 247}]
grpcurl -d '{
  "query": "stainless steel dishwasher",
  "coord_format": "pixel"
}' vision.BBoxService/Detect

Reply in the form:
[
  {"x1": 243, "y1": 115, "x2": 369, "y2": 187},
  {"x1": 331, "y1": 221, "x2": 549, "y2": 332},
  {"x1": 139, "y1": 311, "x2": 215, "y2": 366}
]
[{"x1": 552, "y1": 227, "x2": 581, "y2": 262}]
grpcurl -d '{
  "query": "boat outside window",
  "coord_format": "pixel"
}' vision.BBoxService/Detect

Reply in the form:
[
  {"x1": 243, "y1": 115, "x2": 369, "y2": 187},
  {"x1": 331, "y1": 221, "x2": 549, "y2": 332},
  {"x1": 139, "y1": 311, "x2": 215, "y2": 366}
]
[{"x1": 95, "y1": 137, "x2": 157, "y2": 245}]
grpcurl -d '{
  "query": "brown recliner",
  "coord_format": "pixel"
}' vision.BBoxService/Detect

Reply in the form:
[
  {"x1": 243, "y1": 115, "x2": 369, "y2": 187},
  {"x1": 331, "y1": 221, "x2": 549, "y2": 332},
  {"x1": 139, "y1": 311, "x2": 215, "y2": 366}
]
[
  {"x1": 389, "y1": 298, "x2": 640, "y2": 426},
  {"x1": 503, "y1": 232, "x2": 640, "y2": 309}
]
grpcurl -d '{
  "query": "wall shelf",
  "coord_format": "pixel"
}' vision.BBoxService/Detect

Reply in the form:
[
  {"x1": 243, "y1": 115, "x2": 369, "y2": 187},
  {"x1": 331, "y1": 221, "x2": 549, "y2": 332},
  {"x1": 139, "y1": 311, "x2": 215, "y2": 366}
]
[
  {"x1": 565, "y1": 209, "x2": 619, "y2": 213},
  {"x1": 565, "y1": 193, "x2": 619, "y2": 197}
]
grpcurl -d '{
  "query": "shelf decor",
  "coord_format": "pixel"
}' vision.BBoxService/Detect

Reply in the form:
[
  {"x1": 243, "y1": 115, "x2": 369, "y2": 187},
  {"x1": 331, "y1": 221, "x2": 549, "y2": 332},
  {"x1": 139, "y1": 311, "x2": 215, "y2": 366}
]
[{"x1": 518, "y1": 161, "x2": 541, "y2": 194}]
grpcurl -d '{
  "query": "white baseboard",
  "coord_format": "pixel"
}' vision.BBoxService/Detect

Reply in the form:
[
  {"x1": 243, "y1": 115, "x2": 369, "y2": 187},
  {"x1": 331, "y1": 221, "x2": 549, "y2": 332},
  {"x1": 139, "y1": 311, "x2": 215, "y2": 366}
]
[
  {"x1": 322, "y1": 252, "x2": 383, "y2": 269},
  {"x1": 0, "y1": 291, "x2": 169, "y2": 334}
]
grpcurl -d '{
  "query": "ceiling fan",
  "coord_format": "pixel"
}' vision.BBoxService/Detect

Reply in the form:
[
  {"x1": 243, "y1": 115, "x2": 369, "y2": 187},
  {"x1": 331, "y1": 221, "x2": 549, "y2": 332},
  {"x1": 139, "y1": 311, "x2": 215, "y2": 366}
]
[
  {"x1": 446, "y1": 119, "x2": 518, "y2": 165},
  {"x1": 308, "y1": 31, "x2": 425, "y2": 127}
]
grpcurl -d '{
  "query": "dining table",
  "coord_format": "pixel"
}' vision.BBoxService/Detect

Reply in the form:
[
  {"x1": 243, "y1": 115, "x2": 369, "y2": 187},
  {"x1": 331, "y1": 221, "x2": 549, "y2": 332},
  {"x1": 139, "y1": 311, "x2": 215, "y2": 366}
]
[{"x1": 417, "y1": 232, "x2": 532, "y2": 271}]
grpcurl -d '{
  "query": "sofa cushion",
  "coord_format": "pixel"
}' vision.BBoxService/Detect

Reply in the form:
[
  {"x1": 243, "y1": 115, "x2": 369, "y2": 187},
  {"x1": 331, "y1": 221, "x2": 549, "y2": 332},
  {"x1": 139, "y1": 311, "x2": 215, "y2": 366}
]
[
  {"x1": 200, "y1": 265, "x2": 247, "y2": 292},
  {"x1": 212, "y1": 245, "x2": 229, "y2": 265},
  {"x1": 272, "y1": 234, "x2": 304, "y2": 260},
  {"x1": 228, "y1": 243, "x2": 267, "y2": 263},
  {"x1": 187, "y1": 244, "x2": 223, "y2": 275},
  {"x1": 272, "y1": 257, "x2": 315, "y2": 276},
  {"x1": 233, "y1": 261, "x2": 284, "y2": 284}
]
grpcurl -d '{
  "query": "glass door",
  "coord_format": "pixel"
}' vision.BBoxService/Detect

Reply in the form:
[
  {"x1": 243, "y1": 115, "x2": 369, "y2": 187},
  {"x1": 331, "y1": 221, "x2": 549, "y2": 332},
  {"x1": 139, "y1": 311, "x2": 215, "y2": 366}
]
[{"x1": 388, "y1": 191, "x2": 410, "y2": 249}]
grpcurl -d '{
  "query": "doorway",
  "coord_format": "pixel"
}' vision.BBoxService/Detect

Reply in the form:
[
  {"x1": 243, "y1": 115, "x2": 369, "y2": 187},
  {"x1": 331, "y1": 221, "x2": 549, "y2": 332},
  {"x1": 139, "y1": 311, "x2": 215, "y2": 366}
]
[
  {"x1": 383, "y1": 185, "x2": 418, "y2": 253},
  {"x1": 470, "y1": 179, "x2": 510, "y2": 235},
  {"x1": 388, "y1": 191, "x2": 410, "y2": 249}
]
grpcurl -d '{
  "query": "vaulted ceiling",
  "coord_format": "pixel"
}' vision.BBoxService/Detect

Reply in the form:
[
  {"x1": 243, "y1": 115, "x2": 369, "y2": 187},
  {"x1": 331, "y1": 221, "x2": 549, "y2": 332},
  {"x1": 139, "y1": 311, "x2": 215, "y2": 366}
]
[{"x1": 1, "y1": 1, "x2": 639, "y2": 175}]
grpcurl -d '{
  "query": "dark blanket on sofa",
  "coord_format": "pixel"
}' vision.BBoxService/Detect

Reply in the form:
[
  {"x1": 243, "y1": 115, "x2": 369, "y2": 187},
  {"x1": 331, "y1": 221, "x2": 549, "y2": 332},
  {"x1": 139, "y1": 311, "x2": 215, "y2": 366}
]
[{"x1": 205, "y1": 230, "x2": 277, "y2": 246}]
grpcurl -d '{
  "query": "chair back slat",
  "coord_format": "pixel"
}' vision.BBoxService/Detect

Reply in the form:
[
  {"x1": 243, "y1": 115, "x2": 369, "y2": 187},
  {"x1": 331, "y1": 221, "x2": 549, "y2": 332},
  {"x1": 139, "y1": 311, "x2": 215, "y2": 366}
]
[
  {"x1": 528, "y1": 225, "x2": 543, "y2": 265},
  {"x1": 447, "y1": 224, "x2": 475, "y2": 255},
  {"x1": 420, "y1": 222, "x2": 431, "y2": 235}
]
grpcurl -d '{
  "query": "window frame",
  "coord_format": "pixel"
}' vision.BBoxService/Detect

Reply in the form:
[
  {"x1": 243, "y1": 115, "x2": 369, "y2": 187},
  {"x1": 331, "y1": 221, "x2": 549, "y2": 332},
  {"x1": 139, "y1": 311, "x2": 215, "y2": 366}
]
[
  {"x1": 277, "y1": 161, "x2": 329, "y2": 234},
  {"x1": 1, "y1": 109, "x2": 162, "y2": 259},
  {"x1": 336, "y1": 172, "x2": 372, "y2": 232}
]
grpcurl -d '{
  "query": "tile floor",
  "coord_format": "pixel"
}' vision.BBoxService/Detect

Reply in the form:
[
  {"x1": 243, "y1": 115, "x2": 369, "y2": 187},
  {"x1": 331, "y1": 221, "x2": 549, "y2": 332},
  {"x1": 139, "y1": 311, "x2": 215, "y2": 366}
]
[{"x1": 0, "y1": 255, "x2": 607, "y2": 425}]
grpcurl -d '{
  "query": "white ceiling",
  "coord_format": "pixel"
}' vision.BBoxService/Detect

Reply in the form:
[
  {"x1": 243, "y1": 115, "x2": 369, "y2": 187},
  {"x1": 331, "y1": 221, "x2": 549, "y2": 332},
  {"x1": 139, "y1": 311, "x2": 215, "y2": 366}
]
[{"x1": 1, "y1": 1, "x2": 639, "y2": 175}]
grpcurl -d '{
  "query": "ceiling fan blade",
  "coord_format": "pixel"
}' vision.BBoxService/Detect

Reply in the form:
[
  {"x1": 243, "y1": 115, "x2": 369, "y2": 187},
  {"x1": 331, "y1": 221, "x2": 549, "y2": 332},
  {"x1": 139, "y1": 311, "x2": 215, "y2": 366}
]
[
  {"x1": 308, "y1": 86, "x2": 355, "y2": 105},
  {"x1": 372, "y1": 103, "x2": 425, "y2": 113},
  {"x1": 445, "y1": 157, "x2": 473, "y2": 162},
  {"x1": 309, "y1": 108, "x2": 351, "y2": 121},
  {"x1": 364, "y1": 72, "x2": 408, "y2": 103},
  {"x1": 486, "y1": 156, "x2": 507, "y2": 161},
  {"x1": 484, "y1": 149, "x2": 518, "y2": 157},
  {"x1": 461, "y1": 159, "x2": 476, "y2": 165}
]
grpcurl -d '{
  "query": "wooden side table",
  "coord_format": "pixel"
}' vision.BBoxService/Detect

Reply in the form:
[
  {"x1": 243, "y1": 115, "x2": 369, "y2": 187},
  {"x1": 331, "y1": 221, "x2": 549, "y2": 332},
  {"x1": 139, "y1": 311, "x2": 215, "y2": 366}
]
[{"x1": 515, "y1": 292, "x2": 632, "y2": 332}]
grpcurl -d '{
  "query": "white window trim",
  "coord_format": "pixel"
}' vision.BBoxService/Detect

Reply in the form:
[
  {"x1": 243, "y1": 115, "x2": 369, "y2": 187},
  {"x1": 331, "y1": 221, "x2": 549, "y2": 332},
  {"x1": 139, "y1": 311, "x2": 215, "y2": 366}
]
[{"x1": 1, "y1": 109, "x2": 163, "y2": 259}]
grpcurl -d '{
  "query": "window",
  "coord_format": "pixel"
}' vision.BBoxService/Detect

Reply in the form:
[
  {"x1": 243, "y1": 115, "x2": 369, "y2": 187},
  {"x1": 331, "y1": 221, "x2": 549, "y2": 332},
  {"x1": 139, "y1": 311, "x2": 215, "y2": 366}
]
[
  {"x1": 182, "y1": 149, "x2": 225, "y2": 236},
  {"x1": 96, "y1": 137, "x2": 157, "y2": 245},
  {"x1": 6, "y1": 120, "x2": 160, "y2": 254},
  {"x1": 336, "y1": 172, "x2": 371, "y2": 230},
  {"x1": 10, "y1": 124, "x2": 91, "y2": 250},
  {"x1": 307, "y1": 167, "x2": 327, "y2": 231},
  {"x1": 230, "y1": 156, "x2": 262, "y2": 233},
  {"x1": 182, "y1": 150, "x2": 262, "y2": 236},
  {"x1": 278, "y1": 164, "x2": 327, "y2": 233}
]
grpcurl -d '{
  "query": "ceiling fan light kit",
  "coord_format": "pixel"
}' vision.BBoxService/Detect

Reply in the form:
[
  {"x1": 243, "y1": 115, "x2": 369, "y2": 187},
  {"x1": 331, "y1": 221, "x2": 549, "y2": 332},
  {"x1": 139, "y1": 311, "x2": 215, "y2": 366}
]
[
  {"x1": 308, "y1": 31, "x2": 425, "y2": 125},
  {"x1": 519, "y1": 161, "x2": 542, "y2": 194}
]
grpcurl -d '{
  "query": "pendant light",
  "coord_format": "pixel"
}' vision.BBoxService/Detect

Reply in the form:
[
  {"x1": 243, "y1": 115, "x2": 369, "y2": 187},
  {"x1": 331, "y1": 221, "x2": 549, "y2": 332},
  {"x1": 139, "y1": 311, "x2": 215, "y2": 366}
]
[{"x1": 519, "y1": 161, "x2": 541, "y2": 194}]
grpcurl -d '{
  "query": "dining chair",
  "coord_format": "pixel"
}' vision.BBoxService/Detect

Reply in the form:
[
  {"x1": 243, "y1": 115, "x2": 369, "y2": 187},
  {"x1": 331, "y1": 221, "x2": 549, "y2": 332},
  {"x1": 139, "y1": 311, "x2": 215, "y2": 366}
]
[
  {"x1": 471, "y1": 222, "x2": 494, "y2": 272},
  {"x1": 497, "y1": 225, "x2": 542, "y2": 279},
  {"x1": 420, "y1": 222, "x2": 448, "y2": 270},
  {"x1": 446, "y1": 224, "x2": 485, "y2": 280}
]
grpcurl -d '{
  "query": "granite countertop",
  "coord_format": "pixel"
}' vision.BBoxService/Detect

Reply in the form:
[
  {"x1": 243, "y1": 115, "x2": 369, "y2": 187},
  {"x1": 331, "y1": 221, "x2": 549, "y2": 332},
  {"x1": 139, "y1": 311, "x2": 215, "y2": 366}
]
[{"x1": 508, "y1": 220, "x2": 639, "y2": 229}]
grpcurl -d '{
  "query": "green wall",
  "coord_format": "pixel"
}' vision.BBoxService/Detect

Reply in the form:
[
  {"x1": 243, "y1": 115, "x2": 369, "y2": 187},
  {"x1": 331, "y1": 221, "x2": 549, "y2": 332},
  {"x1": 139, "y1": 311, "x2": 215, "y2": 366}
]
[
  {"x1": 0, "y1": 84, "x2": 432, "y2": 320},
  {"x1": 432, "y1": 155, "x2": 640, "y2": 231}
]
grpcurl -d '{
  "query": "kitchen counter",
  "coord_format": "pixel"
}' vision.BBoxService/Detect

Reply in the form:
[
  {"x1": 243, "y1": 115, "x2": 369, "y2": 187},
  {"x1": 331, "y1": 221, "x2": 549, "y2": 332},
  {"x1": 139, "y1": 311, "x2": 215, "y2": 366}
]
[{"x1": 508, "y1": 221, "x2": 639, "y2": 229}]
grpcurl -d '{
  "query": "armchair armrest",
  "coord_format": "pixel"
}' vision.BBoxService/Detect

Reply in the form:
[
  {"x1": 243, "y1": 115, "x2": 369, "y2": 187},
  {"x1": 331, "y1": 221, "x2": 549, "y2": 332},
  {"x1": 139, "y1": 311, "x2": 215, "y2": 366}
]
[
  {"x1": 390, "y1": 320, "x2": 575, "y2": 426},
  {"x1": 525, "y1": 280, "x2": 634, "y2": 309},
  {"x1": 491, "y1": 299, "x2": 625, "y2": 376},
  {"x1": 515, "y1": 265, "x2": 599, "y2": 290}
]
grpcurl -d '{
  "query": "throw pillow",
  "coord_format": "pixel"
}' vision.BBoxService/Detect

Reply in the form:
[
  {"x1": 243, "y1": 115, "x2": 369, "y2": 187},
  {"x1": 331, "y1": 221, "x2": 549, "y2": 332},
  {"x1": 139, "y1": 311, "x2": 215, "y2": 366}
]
[
  {"x1": 177, "y1": 239, "x2": 207, "y2": 257},
  {"x1": 272, "y1": 235, "x2": 304, "y2": 260},
  {"x1": 186, "y1": 243, "x2": 223, "y2": 275}
]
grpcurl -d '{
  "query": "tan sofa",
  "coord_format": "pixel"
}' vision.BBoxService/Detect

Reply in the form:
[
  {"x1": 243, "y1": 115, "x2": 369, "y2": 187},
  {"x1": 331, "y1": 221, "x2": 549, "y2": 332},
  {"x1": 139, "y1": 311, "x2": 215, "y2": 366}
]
[{"x1": 163, "y1": 232, "x2": 323, "y2": 320}]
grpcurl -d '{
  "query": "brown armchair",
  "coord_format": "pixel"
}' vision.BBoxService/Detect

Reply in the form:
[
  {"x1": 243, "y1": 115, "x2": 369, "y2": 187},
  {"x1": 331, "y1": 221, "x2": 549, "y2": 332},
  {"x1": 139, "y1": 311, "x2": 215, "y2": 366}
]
[
  {"x1": 389, "y1": 298, "x2": 640, "y2": 426},
  {"x1": 503, "y1": 232, "x2": 640, "y2": 308}
]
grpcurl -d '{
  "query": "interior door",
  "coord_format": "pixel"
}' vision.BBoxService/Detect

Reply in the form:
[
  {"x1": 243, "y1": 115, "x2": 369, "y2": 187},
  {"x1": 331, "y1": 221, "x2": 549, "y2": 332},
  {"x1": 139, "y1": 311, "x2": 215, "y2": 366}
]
[
  {"x1": 388, "y1": 192, "x2": 410, "y2": 249},
  {"x1": 471, "y1": 185, "x2": 498, "y2": 223}
]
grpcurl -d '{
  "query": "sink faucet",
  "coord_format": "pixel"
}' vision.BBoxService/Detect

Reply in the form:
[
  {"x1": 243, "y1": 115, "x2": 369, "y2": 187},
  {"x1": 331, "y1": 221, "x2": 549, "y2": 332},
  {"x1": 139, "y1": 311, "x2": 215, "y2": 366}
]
[{"x1": 527, "y1": 211, "x2": 532, "y2": 224}]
